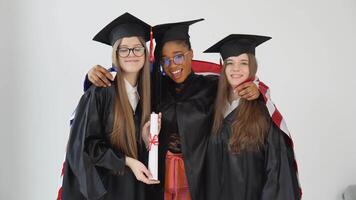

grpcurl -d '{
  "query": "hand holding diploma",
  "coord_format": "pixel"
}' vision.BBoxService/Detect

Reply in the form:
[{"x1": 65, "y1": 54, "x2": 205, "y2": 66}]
[{"x1": 142, "y1": 112, "x2": 162, "y2": 182}]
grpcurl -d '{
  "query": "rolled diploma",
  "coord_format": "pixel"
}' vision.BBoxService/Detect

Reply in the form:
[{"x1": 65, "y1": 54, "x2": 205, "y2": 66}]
[{"x1": 148, "y1": 113, "x2": 158, "y2": 180}]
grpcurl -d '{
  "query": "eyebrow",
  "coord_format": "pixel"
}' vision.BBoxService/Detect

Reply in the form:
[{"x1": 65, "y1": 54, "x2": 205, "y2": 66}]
[
  {"x1": 172, "y1": 51, "x2": 184, "y2": 54},
  {"x1": 162, "y1": 51, "x2": 184, "y2": 58},
  {"x1": 119, "y1": 44, "x2": 143, "y2": 47}
]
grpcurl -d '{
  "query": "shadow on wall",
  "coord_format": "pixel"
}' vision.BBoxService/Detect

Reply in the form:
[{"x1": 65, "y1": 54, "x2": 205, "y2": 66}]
[{"x1": 343, "y1": 185, "x2": 356, "y2": 200}]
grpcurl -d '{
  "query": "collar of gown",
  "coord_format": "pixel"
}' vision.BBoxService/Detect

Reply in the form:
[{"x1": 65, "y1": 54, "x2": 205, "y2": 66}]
[
  {"x1": 124, "y1": 78, "x2": 139, "y2": 112},
  {"x1": 224, "y1": 97, "x2": 240, "y2": 118}
]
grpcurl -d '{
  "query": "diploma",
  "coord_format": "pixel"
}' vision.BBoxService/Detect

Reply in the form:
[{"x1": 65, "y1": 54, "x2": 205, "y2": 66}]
[{"x1": 148, "y1": 113, "x2": 159, "y2": 180}]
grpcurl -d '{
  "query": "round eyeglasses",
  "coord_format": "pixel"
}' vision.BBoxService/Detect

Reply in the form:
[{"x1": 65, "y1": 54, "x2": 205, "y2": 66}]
[
  {"x1": 117, "y1": 46, "x2": 145, "y2": 58},
  {"x1": 160, "y1": 51, "x2": 190, "y2": 68}
]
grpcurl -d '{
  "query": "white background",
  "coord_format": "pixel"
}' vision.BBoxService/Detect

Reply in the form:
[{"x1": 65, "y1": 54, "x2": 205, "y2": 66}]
[{"x1": 1, "y1": 0, "x2": 355, "y2": 199}]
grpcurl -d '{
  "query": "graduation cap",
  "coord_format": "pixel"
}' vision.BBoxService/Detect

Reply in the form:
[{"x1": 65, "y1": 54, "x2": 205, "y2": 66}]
[
  {"x1": 93, "y1": 12, "x2": 151, "y2": 46},
  {"x1": 153, "y1": 18, "x2": 204, "y2": 49},
  {"x1": 204, "y1": 34, "x2": 272, "y2": 60}
]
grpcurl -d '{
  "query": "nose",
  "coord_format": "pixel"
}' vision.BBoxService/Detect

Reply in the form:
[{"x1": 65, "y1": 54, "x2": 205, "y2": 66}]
[
  {"x1": 232, "y1": 64, "x2": 240, "y2": 71},
  {"x1": 128, "y1": 50, "x2": 135, "y2": 57}
]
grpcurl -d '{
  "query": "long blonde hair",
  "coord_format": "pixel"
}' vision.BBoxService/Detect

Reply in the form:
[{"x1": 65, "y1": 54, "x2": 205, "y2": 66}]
[
  {"x1": 212, "y1": 53, "x2": 269, "y2": 153},
  {"x1": 110, "y1": 37, "x2": 151, "y2": 159}
]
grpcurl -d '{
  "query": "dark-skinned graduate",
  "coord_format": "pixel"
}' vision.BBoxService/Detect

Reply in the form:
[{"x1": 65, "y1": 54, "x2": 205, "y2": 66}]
[{"x1": 148, "y1": 20, "x2": 262, "y2": 200}]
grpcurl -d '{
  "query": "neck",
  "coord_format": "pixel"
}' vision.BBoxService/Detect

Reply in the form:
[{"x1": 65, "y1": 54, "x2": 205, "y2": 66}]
[{"x1": 123, "y1": 72, "x2": 139, "y2": 87}]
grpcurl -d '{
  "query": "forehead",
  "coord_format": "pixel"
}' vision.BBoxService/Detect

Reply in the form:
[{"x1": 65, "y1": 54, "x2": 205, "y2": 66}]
[
  {"x1": 227, "y1": 53, "x2": 249, "y2": 62},
  {"x1": 161, "y1": 41, "x2": 189, "y2": 55},
  {"x1": 120, "y1": 36, "x2": 142, "y2": 45}
]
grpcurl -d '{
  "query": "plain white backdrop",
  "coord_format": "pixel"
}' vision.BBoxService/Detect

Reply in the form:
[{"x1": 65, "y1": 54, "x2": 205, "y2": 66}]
[{"x1": 1, "y1": 0, "x2": 355, "y2": 199}]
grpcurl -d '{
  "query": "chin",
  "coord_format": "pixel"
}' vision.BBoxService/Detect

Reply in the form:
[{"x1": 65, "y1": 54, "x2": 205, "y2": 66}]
[
  {"x1": 125, "y1": 66, "x2": 143, "y2": 73},
  {"x1": 229, "y1": 81, "x2": 243, "y2": 87}
]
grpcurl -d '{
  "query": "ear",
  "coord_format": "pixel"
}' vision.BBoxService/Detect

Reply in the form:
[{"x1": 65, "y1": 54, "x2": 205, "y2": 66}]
[{"x1": 190, "y1": 49, "x2": 194, "y2": 59}]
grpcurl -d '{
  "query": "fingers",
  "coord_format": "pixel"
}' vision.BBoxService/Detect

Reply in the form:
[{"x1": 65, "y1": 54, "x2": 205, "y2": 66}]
[
  {"x1": 88, "y1": 72, "x2": 105, "y2": 87},
  {"x1": 242, "y1": 92, "x2": 255, "y2": 100},
  {"x1": 143, "y1": 121, "x2": 150, "y2": 130},
  {"x1": 98, "y1": 67, "x2": 114, "y2": 81},
  {"x1": 146, "y1": 179, "x2": 160, "y2": 184},
  {"x1": 142, "y1": 167, "x2": 153, "y2": 179},
  {"x1": 95, "y1": 70, "x2": 112, "y2": 87},
  {"x1": 139, "y1": 176, "x2": 160, "y2": 185},
  {"x1": 88, "y1": 65, "x2": 112, "y2": 87},
  {"x1": 130, "y1": 160, "x2": 160, "y2": 185},
  {"x1": 234, "y1": 82, "x2": 252, "y2": 93},
  {"x1": 142, "y1": 121, "x2": 150, "y2": 137},
  {"x1": 157, "y1": 112, "x2": 162, "y2": 134},
  {"x1": 141, "y1": 168, "x2": 160, "y2": 185},
  {"x1": 246, "y1": 93, "x2": 260, "y2": 101},
  {"x1": 158, "y1": 112, "x2": 162, "y2": 121},
  {"x1": 136, "y1": 174, "x2": 150, "y2": 184},
  {"x1": 236, "y1": 81, "x2": 260, "y2": 101},
  {"x1": 137, "y1": 167, "x2": 160, "y2": 185}
]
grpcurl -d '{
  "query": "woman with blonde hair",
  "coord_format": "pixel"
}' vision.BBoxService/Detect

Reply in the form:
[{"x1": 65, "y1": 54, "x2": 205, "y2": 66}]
[{"x1": 61, "y1": 12, "x2": 160, "y2": 200}]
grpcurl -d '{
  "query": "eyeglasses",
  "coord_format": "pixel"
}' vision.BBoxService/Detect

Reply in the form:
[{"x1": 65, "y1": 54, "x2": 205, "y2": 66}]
[
  {"x1": 161, "y1": 51, "x2": 190, "y2": 68},
  {"x1": 117, "y1": 46, "x2": 145, "y2": 58}
]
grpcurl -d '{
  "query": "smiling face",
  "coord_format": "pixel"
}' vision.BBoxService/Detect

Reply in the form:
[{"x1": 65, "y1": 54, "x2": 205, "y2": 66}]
[
  {"x1": 118, "y1": 36, "x2": 145, "y2": 75},
  {"x1": 224, "y1": 53, "x2": 250, "y2": 88},
  {"x1": 161, "y1": 40, "x2": 193, "y2": 83}
]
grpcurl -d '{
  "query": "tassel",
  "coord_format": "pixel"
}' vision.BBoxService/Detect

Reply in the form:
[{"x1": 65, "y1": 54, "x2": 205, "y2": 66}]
[{"x1": 149, "y1": 27, "x2": 154, "y2": 63}]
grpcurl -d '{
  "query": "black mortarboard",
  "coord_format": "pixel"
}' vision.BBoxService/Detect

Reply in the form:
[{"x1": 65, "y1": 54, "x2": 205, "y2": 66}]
[
  {"x1": 153, "y1": 18, "x2": 204, "y2": 47},
  {"x1": 204, "y1": 34, "x2": 271, "y2": 60},
  {"x1": 93, "y1": 12, "x2": 151, "y2": 46}
]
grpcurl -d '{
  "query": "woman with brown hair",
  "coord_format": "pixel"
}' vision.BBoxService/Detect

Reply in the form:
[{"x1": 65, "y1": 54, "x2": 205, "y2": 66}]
[
  {"x1": 204, "y1": 34, "x2": 301, "y2": 200},
  {"x1": 61, "y1": 13, "x2": 160, "y2": 200}
]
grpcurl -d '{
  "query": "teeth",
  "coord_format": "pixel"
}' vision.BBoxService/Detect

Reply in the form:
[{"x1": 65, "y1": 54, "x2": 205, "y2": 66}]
[
  {"x1": 172, "y1": 69, "x2": 182, "y2": 74},
  {"x1": 231, "y1": 75, "x2": 242, "y2": 78}
]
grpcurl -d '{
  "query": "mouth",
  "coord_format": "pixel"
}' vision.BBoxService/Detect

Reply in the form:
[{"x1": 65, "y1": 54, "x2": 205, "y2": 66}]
[
  {"x1": 231, "y1": 74, "x2": 243, "y2": 79},
  {"x1": 170, "y1": 68, "x2": 183, "y2": 80},
  {"x1": 124, "y1": 59, "x2": 140, "y2": 63}
]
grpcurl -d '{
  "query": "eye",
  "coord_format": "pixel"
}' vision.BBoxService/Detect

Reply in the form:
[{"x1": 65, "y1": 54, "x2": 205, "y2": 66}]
[
  {"x1": 241, "y1": 62, "x2": 249, "y2": 65},
  {"x1": 161, "y1": 58, "x2": 170, "y2": 67},
  {"x1": 225, "y1": 62, "x2": 233, "y2": 66},
  {"x1": 174, "y1": 54, "x2": 184, "y2": 63},
  {"x1": 118, "y1": 48, "x2": 129, "y2": 54},
  {"x1": 134, "y1": 47, "x2": 144, "y2": 53}
]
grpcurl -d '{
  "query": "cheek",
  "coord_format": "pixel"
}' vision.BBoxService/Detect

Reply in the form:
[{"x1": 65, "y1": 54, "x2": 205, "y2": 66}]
[
  {"x1": 138, "y1": 58, "x2": 145, "y2": 68},
  {"x1": 225, "y1": 66, "x2": 232, "y2": 77},
  {"x1": 243, "y1": 67, "x2": 250, "y2": 78},
  {"x1": 119, "y1": 59, "x2": 125, "y2": 67}
]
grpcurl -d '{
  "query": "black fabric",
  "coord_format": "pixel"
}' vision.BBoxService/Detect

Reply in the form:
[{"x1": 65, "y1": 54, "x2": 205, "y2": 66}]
[
  {"x1": 92, "y1": 12, "x2": 151, "y2": 46},
  {"x1": 61, "y1": 84, "x2": 148, "y2": 200},
  {"x1": 206, "y1": 104, "x2": 301, "y2": 200},
  {"x1": 204, "y1": 34, "x2": 271, "y2": 60},
  {"x1": 147, "y1": 73, "x2": 218, "y2": 200},
  {"x1": 153, "y1": 19, "x2": 204, "y2": 47}
]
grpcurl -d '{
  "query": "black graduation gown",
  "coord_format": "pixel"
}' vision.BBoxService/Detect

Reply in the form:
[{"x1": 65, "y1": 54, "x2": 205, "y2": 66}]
[
  {"x1": 61, "y1": 84, "x2": 148, "y2": 200},
  {"x1": 206, "y1": 107, "x2": 301, "y2": 200},
  {"x1": 148, "y1": 73, "x2": 218, "y2": 200}
]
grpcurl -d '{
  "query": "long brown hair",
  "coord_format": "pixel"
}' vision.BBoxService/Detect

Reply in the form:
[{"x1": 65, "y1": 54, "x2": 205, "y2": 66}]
[
  {"x1": 110, "y1": 37, "x2": 151, "y2": 159},
  {"x1": 212, "y1": 53, "x2": 269, "y2": 153}
]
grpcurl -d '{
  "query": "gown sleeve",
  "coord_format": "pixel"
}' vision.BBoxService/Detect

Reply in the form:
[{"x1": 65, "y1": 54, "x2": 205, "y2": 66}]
[
  {"x1": 65, "y1": 86, "x2": 126, "y2": 199},
  {"x1": 261, "y1": 121, "x2": 301, "y2": 200}
]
